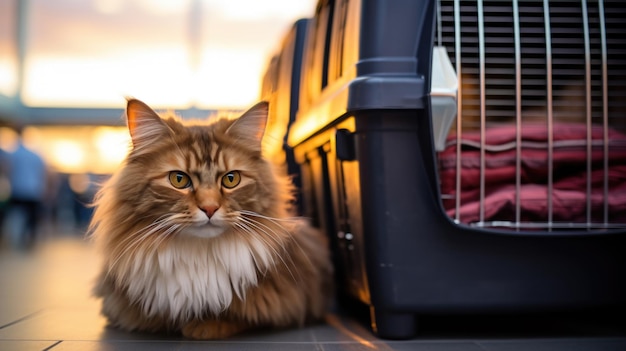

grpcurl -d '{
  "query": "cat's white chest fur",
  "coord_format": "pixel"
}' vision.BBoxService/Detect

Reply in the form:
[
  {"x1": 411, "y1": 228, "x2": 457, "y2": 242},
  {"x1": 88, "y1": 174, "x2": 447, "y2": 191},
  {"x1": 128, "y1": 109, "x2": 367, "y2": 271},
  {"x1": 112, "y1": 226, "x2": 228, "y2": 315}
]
[{"x1": 125, "y1": 234, "x2": 271, "y2": 320}]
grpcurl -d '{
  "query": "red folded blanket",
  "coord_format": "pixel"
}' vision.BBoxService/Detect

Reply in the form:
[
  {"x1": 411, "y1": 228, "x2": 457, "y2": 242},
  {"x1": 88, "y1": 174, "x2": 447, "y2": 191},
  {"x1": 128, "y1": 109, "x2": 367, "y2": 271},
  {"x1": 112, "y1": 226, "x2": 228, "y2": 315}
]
[{"x1": 438, "y1": 123, "x2": 626, "y2": 225}]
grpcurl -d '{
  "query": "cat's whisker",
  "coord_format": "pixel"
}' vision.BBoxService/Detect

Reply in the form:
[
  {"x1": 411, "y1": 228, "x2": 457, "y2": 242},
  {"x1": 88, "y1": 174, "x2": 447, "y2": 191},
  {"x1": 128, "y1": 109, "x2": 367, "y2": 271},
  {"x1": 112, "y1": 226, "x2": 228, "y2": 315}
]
[
  {"x1": 238, "y1": 213, "x2": 289, "y2": 239},
  {"x1": 107, "y1": 222, "x2": 154, "y2": 253},
  {"x1": 232, "y1": 220, "x2": 282, "y2": 264},
  {"x1": 233, "y1": 221, "x2": 297, "y2": 283},
  {"x1": 111, "y1": 216, "x2": 170, "y2": 252},
  {"x1": 231, "y1": 222, "x2": 274, "y2": 274},
  {"x1": 108, "y1": 214, "x2": 186, "y2": 275},
  {"x1": 108, "y1": 225, "x2": 164, "y2": 275},
  {"x1": 117, "y1": 219, "x2": 170, "y2": 251},
  {"x1": 108, "y1": 232, "x2": 161, "y2": 277},
  {"x1": 237, "y1": 216, "x2": 290, "y2": 256},
  {"x1": 239, "y1": 211, "x2": 315, "y2": 270},
  {"x1": 238, "y1": 212, "x2": 310, "y2": 257},
  {"x1": 239, "y1": 210, "x2": 303, "y2": 223},
  {"x1": 147, "y1": 223, "x2": 182, "y2": 257},
  {"x1": 236, "y1": 216, "x2": 300, "y2": 283},
  {"x1": 145, "y1": 221, "x2": 180, "y2": 250},
  {"x1": 233, "y1": 219, "x2": 287, "y2": 269},
  {"x1": 239, "y1": 211, "x2": 298, "y2": 239}
]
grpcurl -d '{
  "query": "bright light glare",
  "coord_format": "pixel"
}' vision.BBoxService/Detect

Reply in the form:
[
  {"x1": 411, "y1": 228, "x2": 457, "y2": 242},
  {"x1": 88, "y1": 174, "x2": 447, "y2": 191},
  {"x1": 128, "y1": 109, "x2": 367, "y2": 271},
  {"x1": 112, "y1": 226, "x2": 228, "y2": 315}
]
[
  {"x1": 94, "y1": 127, "x2": 130, "y2": 169},
  {"x1": 23, "y1": 48, "x2": 264, "y2": 109},
  {"x1": 0, "y1": 59, "x2": 18, "y2": 96},
  {"x1": 137, "y1": 0, "x2": 190, "y2": 15},
  {"x1": 19, "y1": 0, "x2": 316, "y2": 109},
  {"x1": 51, "y1": 140, "x2": 86, "y2": 174},
  {"x1": 216, "y1": 0, "x2": 314, "y2": 20},
  {"x1": 20, "y1": 126, "x2": 129, "y2": 175},
  {"x1": 93, "y1": 0, "x2": 124, "y2": 14},
  {"x1": 23, "y1": 49, "x2": 192, "y2": 107},
  {"x1": 194, "y1": 48, "x2": 264, "y2": 108}
]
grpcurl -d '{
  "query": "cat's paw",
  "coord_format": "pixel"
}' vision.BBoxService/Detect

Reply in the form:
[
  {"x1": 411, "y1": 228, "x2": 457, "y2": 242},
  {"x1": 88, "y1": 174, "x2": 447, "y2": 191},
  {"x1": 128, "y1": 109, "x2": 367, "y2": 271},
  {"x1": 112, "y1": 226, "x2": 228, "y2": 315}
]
[{"x1": 182, "y1": 319, "x2": 247, "y2": 340}]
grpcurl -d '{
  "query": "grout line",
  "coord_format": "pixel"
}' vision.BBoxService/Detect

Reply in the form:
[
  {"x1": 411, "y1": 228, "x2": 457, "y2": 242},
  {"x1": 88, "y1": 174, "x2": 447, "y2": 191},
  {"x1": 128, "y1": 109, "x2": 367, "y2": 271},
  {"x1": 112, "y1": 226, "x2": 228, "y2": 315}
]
[
  {"x1": 309, "y1": 328, "x2": 326, "y2": 351},
  {"x1": 42, "y1": 340, "x2": 62, "y2": 351},
  {"x1": 0, "y1": 310, "x2": 44, "y2": 330}
]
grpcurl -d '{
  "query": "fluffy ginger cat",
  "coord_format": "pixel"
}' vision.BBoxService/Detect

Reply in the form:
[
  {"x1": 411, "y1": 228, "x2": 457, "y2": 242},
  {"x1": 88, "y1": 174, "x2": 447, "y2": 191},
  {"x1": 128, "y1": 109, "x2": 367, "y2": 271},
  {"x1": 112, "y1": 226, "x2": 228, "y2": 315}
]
[{"x1": 89, "y1": 99, "x2": 332, "y2": 339}]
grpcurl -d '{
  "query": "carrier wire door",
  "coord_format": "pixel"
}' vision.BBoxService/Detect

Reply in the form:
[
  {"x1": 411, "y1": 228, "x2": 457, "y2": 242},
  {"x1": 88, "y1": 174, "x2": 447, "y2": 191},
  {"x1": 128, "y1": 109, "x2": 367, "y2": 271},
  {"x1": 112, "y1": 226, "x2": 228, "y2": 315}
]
[{"x1": 435, "y1": 0, "x2": 626, "y2": 231}]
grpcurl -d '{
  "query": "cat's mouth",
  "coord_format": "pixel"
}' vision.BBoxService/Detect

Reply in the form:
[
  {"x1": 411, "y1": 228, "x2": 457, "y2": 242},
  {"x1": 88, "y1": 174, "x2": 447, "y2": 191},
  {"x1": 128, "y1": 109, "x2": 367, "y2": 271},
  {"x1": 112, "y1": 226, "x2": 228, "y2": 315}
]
[
  {"x1": 183, "y1": 211, "x2": 229, "y2": 239},
  {"x1": 184, "y1": 221, "x2": 227, "y2": 239},
  {"x1": 182, "y1": 216, "x2": 227, "y2": 238}
]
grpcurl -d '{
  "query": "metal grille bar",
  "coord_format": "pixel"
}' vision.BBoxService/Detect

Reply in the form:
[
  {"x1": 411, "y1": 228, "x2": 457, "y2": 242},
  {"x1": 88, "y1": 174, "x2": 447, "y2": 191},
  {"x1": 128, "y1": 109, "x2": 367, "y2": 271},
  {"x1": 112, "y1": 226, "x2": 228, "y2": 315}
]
[
  {"x1": 599, "y1": 0, "x2": 609, "y2": 225},
  {"x1": 471, "y1": 221, "x2": 626, "y2": 230},
  {"x1": 478, "y1": 0, "x2": 487, "y2": 224},
  {"x1": 453, "y1": 0, "x2": 462, "y2": 224},
  {"x1": 435, "y1": 0, "x2": 626, "y2": 232},
  {"x1": 582, "y1": 0, "x2": 592, "y2": 226},
  {"x1": 513, "y1": 0, "x2": 522, "y2": 230},
  {"x1": 543, "y1": 0, "x2": 554, "y2": 230}
]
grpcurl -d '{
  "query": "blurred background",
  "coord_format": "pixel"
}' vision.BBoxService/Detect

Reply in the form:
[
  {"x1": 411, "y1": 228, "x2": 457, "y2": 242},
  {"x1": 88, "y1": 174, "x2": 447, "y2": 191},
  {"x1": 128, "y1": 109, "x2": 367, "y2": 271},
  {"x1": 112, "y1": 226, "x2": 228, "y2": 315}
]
[{"x1": 0, "y1": 0, "x2": 315, "y2": 249}]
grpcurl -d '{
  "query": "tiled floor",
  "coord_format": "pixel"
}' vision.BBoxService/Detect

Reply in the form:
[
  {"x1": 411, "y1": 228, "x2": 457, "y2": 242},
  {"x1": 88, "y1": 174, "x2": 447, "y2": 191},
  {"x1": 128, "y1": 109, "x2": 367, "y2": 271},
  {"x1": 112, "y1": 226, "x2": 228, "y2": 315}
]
[{"x1": 1, "y1": 232, "x2": 625, "y2": 351}]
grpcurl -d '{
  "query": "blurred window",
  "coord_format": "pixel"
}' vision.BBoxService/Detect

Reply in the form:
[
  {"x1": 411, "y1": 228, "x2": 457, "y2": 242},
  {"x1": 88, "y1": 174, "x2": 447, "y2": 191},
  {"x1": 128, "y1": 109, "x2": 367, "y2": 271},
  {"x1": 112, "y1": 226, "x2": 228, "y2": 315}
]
[{"x1": 18, "y1": 0, "x2": 315, "y2": 109}]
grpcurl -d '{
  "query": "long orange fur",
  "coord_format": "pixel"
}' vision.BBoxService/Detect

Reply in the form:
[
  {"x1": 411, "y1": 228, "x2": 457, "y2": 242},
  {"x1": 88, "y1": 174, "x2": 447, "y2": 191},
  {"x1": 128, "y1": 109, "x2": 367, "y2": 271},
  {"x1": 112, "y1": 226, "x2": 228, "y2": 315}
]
[{"x1": 89, "y1": 99, "x2": 332, "y2": 339}]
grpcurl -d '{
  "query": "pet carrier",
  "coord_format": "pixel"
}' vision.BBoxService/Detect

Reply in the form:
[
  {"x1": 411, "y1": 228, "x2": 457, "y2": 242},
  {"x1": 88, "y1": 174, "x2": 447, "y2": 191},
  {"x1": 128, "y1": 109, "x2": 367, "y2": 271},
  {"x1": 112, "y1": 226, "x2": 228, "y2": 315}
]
[
  {"x1": 261, "y1": 19, "x2": 310, "y2": 214},
  {"x1": 269, "y1": 0, "x2": 626, "y2": 339}
]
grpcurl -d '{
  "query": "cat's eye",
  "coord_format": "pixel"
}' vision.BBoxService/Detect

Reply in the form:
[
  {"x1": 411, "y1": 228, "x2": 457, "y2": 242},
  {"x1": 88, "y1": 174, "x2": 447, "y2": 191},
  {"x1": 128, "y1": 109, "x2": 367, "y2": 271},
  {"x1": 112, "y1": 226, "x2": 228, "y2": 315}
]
[
  {"x1": 221, "y1": 171, "x2": 241, "y2": 189},
  {"x1": 169, "y1": 171, "x2": 192, "y2": 189}
]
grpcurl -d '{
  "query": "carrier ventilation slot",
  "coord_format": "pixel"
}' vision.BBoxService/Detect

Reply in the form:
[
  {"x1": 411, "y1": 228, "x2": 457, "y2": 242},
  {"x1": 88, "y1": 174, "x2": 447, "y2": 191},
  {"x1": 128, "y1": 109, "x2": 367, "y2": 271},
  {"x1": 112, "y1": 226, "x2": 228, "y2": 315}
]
[{"x1": 434, "y1": 0, "x2": 626, "y2": 231}]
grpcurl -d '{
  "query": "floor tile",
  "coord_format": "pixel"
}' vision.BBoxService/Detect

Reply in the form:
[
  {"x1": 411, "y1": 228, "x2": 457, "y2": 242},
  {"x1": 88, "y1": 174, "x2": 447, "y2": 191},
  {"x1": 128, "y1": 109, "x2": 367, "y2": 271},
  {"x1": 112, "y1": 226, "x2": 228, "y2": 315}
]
[
  {"x1": 52, "y1": 340, "x2": 319, "y2": 351},
  {"x1": 0, "y1": 250, "x2": 50, "y2": 327},
  {"x1": 478, "y1": 338, "x2": 626, "y2": 351},
  {"x1": 318, "y1": 341, "x2": 484, "y2": 351},
  {"x1": 226, "y1": 326, "x2": 315, "y2": 343},
  {"x1": 310, "y1": 314, "x2": 378, "y2": 343},
  {"x1": 2, "y1": 235, "x2": 626, "y2": 351},
  {"x1": 0, "y1": 340, "x2": 60, "y2": 351},
  {"x1": 0, "y1": 306, "x2": 161, "y2": 341}
]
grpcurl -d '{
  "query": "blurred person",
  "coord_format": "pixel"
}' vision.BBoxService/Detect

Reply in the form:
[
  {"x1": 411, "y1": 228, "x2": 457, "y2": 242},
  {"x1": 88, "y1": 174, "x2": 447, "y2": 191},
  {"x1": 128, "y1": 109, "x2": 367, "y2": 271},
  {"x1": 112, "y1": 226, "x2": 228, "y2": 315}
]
[{"x1": 5, "y1": 127, "x2": 47, "y2": 249}]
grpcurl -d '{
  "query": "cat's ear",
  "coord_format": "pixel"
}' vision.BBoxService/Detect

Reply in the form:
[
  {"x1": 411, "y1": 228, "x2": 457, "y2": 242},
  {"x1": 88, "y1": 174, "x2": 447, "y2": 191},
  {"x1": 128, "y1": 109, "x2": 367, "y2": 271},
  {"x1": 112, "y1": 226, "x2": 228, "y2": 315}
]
[
  {"x1": 126, "y1": 99, "x2": 170, "y2": 149},
  {"x1": 225, "y1": 101, "x2": 268, "y2": 152}
]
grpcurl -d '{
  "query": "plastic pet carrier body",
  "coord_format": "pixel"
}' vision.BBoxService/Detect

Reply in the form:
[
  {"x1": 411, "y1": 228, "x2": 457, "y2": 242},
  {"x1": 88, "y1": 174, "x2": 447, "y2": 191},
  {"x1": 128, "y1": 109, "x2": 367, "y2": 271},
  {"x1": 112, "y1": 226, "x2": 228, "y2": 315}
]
[
  {"x1": 267, "y1": 0, "x2": 626, "y2": 339},
  {"x1": 261, "y1": 19, "x2": 309, "y2": 175}
]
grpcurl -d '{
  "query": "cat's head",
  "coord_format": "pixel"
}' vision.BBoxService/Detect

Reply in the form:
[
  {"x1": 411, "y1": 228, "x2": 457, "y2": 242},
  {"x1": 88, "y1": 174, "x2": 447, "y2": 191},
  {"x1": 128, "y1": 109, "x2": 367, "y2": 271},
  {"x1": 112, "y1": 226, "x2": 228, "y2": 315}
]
[{"x1": 106, "y1": 99, "x2": 291, "y2": 240}]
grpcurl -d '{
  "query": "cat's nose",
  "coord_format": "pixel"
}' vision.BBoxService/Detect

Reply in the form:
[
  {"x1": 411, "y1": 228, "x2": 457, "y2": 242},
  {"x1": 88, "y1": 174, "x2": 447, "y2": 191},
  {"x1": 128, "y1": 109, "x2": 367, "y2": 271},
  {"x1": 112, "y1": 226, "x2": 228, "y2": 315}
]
[{"x1": 200, "y1": 205, "x2": 220, "y2": 219}]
